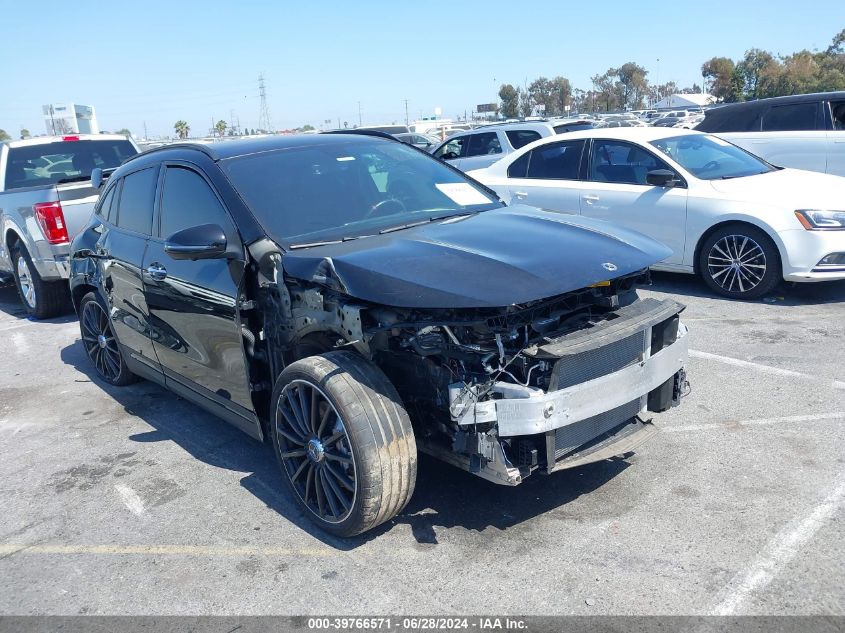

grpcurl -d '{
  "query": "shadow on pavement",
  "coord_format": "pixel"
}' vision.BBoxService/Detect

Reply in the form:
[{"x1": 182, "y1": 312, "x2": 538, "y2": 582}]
[
  {"x1": 0, "y1": 283, "x2": 76, "y2": 323},
  {"x1": 60, "y1": 338, "x2": 629, "y2": 550},
  {"x1": 646, "y1": 271, "x2": 845, "y2": 306}
]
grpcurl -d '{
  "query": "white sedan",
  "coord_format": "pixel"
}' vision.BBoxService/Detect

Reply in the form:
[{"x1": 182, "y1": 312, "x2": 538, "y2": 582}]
[{"x1": 467, "y1": 127, "x2": 845, "y2": 299}]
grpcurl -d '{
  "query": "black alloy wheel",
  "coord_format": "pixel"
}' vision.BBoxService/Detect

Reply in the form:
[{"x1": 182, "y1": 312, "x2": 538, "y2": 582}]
[
  {"x1": 79, "y1": 292, "x2": 136, "y2": 386},
  {"x1": 276, "y1": 379, "x2": 357, "y2": 524}
]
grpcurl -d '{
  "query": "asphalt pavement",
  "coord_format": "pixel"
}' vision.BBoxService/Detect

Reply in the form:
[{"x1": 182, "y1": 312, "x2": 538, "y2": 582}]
[{"x1": 0, "y1": 274, "x2": 843, "y2": 615}]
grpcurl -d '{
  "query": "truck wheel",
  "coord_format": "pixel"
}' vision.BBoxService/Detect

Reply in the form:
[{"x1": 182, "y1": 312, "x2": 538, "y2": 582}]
[
  {"x1": 699, "y1": 226, "x2": 781, "y2": 300},
  {"x1": 78, "y1": 291, "x2": 137, "y2": 386},
  {"x1": 271, "y1": 351, "x2": 417, "y2": 537},
  {"x1": 11, "y1": 241, "x2": 69, "y2": 319}
]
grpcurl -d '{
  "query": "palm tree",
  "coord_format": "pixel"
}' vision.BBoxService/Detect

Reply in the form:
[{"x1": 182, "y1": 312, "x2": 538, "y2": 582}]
[
  {"x1": 215, "y1": 120, "x2": 227, "y2": 137},
  {"x1": 174, "y1": 120, "x2": 190, "y2": 139}
]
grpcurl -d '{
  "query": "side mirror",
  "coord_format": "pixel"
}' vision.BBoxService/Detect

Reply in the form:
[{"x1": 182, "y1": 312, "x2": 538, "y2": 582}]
[
  {"x1": 646, "y1": 169, "x2": 678, "y2": 187},
  {"x1": 164, "y1": 223, "x2": 227, "y2": 260},
  {"x1": 91, "y1": 167, "x2": 104, "y2": 189}
]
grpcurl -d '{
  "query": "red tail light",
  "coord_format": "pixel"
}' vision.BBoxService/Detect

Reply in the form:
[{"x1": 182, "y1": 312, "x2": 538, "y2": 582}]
[
  {"x1": 33, "y1": 201, "x2": 69, "y2": 244},
  {"x1": 62, "y1": 135, "x2": 80, "y2": 141}
]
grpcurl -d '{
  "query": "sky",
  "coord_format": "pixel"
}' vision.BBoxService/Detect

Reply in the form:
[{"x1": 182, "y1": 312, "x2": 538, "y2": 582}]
[{"x1": 1, "y1": 0, "x2": 843, "y2": 138}]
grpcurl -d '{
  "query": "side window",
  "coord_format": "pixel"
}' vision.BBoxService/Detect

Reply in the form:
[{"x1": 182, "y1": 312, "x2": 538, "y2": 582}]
[
  {"x1": 159, "y1": 167, "x2": 233, "y2": 239},
  {"x1": 114, "y1": 167, "x2": 158, "y2": 235},
  {"x1": 507, "y1": 152, "x2": 531, "y2": 178},
  {"x1": 96, "y1": 184, "x2": 116, "y2": 220},
  {"x1": 434, "y1": 136, "x2": 467, "y2": 160},
  {"x1": 829, "y1": 101, "x2": 845, "y2": 130},
  {"x1": 590, "y1": 141, "x2": 671, "y2": 185},
  {"x1": 525, "y1": 140, "x2": 585, "y2": 180},
  {"x1": 699, "y1": 107, "x2": 761, "y2": 133},
  {"x1": 506, "y1": 130, "x2": 542, "y2": 150},
  {"x1": 466, "y1": 132, "x2": 502, "y2": 157},
  {"x1": 761, "y1": 103, "x2": 819, "y2": 132}
]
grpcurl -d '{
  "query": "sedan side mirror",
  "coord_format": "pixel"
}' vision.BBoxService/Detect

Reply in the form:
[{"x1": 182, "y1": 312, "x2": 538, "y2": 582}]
[
  {"x1": 646, "y1": 169, "x2": 679, "y2": 187},
  {"x1": 91, "y1": 167, "x2": 104, "y2": 189},
  {"x1": 164, "y1": 223, "x2": 227, "y2": 260}
]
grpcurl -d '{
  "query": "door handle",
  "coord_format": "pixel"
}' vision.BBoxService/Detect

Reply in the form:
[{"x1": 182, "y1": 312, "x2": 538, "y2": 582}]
[
  {"x1": 146, "y1": 263, "x2": 167, "y2": 281},
  {"x1": 582, "y1": 194, "x2": 600, "y2": 203},
  {"x1": 513, "y1": 191, "x2": 528, "y2": 198}
]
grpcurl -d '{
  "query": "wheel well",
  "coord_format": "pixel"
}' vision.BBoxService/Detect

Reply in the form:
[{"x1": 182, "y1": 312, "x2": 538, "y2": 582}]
[
  {"x1": 71, "y1": 283, "x2": 97, "y2": 315},
  {"x1": 5, "y1": 229, "x2": 21, "y2": 254},
  {"x1": 693, "y1": 220, "x2": 782, "y2": 276}
]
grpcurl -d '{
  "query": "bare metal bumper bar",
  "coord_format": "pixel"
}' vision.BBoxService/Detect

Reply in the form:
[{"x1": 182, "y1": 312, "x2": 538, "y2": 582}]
[{"x1": 458, "y1": 324, "x2": 688, "y2": 437}]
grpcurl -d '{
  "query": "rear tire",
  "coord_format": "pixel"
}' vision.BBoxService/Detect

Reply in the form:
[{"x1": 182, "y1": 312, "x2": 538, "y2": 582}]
[
  {"x1": 11, "y1": 241, "x2": 69, "y2": 319},
  {"x1": 78, "y1": 291, "x2": 137, "y2": 386},
  {"x1": 271, "y1": 351, "x2": 417, "y2": 537},
  {"x1": 698, "y1": 225, "x2": 781, "y2": 300}
]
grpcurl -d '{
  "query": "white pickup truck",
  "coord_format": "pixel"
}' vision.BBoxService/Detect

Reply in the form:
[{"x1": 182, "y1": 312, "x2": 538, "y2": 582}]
[
  {"x1": 0, "y1": 134, "x2": 139, "y2": 317},
  {"x1": 696, "y1": 91, "x2": 845, "y2": 177}
]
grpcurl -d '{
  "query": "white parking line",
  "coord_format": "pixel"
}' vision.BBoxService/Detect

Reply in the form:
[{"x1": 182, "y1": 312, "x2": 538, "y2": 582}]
[
  {"x1": 690, "y1": 349, "x2": 845, "y2": 390},
  {"x1": 114, "y1": 484, "x2": 146, "y2": 516},
  {"x1": 665, "y1": 412, "x2": 845, "y2": 433},
  {"x1": 712, "y1": 474, "x2": 845, "y2": 615}
]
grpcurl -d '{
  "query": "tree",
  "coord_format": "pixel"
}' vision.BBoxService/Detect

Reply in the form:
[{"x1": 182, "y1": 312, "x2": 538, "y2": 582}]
[
  {"x1": 527, "y1": 77, "x2": 553, "y2": 115},
  {"x1": 518, "y1": 87, "x2": 534, "y2": 118},
  {"x1": 591, "y1": 72, "x2": 618, "y2": 112},
  {"x1": 0, "y1": 129, "x2": 9, "y2": 141},
  {"x1": 300, "y1": 124, "x2": 315, "y2": 131},
  {"x1": 20, "y1": 128, "x2": 30, "y2": 139},
  {"x1": 215, "y1": 120, "x2": 227, "y2": 137},
  {"x1": 613, "y1": 62, "x2": 649, "y2": 110},
  {"x1": 116, "y1": 128, "x2": 131, "y2": 136},
  {"x1": 736, "y1": 48, "x2": 780, "y2": 99},
  {"x1": 174, "y1": 120, "x2": 190, "y2": 139},
  {"x1": 702, "y1": 56, "x2": 736, "y2": 101},
  {"x1": 498, "y1": 83, "x2": 519, "y2": 118},
  {"x1": 550, "y1": 76, "x2": 572, "y2": 114}
]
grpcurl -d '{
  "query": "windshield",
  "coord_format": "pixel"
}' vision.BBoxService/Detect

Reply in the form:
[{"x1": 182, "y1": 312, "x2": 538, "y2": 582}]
[
  {"x1": 222, "y1": 138, "x2": 502, "y2": 245},
  {"x1": 5, "y1": 139, "x2": 137, "y2": 190},
  {"x1": 650, "y1": 134, "x2": 774, "y2": 180}
]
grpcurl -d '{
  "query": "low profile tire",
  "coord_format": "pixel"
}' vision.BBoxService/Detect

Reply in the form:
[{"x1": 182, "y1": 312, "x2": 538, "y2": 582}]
[
  {"x1": 78, "y1": 291, "x2": 137, "y2": 386},
  {"x1": 271, "y1": 351, "x2": 417, "y2": 537},
  {"x1": 11, "y1": 241, "x2": 69, "y2": 319},
  {"x1": 698, "y1": 225, "x2": 781, "y2": 300}
]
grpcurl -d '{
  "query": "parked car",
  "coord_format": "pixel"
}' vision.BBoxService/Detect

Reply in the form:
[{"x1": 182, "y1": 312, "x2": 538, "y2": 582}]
[
  {"x1": 468, "y1": 127, "x2": 845, "y2": 299},
  {"x1": 69, "y1": 133, "x2": 689, "y2": 536},
  {"x1": 394, "y1": 132, "x2": 439, "y2": 151},
  {"x1": 695, "y1": 91, "x2": 845, "y2": 176},
  {"x1": 431, "y1": 122, "x2": 559, "y2": 171},
  {"x1": 0, "y1": 134, "x2": 140, "y2": 317}
]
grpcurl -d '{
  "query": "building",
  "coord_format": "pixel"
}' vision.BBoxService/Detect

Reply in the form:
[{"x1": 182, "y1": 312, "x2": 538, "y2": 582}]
[
  {"x1": 654, "y1": 93, "x2": 716, "y2": 110},
  {"x1": 42, "y1": 103, "x2": 99, "y2": 135}
]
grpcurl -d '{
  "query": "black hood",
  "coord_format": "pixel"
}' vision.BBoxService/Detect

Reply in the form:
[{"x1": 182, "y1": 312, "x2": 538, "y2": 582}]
[{"x1": 281, "y1": 206, "x2": 672, "y2": 308}]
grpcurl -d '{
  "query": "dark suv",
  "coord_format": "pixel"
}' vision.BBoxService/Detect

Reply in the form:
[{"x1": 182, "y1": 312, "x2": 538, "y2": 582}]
[{"x1": 70, "y1": 133, "x2": 688, "y2": 536}]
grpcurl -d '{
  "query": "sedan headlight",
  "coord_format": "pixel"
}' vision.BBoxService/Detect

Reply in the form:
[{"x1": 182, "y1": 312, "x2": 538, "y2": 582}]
[{"x1": 794, "y1": 209, "x2": 845, "y2": 230}]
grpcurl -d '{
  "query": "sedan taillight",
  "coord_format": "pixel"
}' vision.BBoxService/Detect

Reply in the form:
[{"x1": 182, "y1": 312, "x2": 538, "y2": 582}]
[{"x1": 33, "y1": 201, "x2": 69, "y2": 244}]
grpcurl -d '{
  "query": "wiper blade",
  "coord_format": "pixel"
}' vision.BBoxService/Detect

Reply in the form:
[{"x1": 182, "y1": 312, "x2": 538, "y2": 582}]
[
  {"x1": 378, "y1": 212, "x2": 475, "y2": 235},
  {"x1": 289, "y1": 235, "x2": 366, "y2": 249},
  {"x1": 289, "y1": 239, "x2": 343, "y2": 249}
]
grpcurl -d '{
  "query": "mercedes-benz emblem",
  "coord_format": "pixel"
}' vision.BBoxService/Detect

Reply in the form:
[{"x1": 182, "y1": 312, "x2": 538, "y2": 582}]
[{"x1": 602, "y1": 262, "x2": 618, "y2": 272}]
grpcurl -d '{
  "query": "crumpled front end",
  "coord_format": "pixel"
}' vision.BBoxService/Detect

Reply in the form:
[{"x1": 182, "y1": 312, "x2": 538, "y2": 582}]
[{"x1": 445, "y1": 297, "x2": 688, "y2": 485}]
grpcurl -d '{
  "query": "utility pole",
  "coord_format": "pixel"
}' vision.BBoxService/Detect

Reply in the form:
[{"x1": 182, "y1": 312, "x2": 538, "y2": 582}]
[
  {"x1": 143, "y1": 121, "x2": 148, "y2": 140},
  {"x1": 357, "y1": 101, "x2": 362, "y2": 127},
  {"x1": 404, "y1": 99, "x2": 409, "y2": 126},
  {"x1": 230, "y1": 109, "x2": 235, "y2": 135}
]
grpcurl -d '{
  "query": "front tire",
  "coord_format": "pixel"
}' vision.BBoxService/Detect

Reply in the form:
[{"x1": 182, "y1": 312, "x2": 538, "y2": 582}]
[
  {"x1": 271, "y1": 351, "x2": 417, "y2": 537},
  {"x1": 699, "y1": 226, "x2": 781, "y2": 299},
  {"x1": 11, "y1": 241, "x2": 69, "y2": 319},
  {"x1": 79, "y1": 291, "x2": 137, "y2": 386}
]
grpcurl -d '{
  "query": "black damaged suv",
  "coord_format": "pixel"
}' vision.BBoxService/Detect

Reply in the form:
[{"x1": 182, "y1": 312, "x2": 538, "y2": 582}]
[{"x1": 70, "y1": 133, "x2": 688, "y2": 536}]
